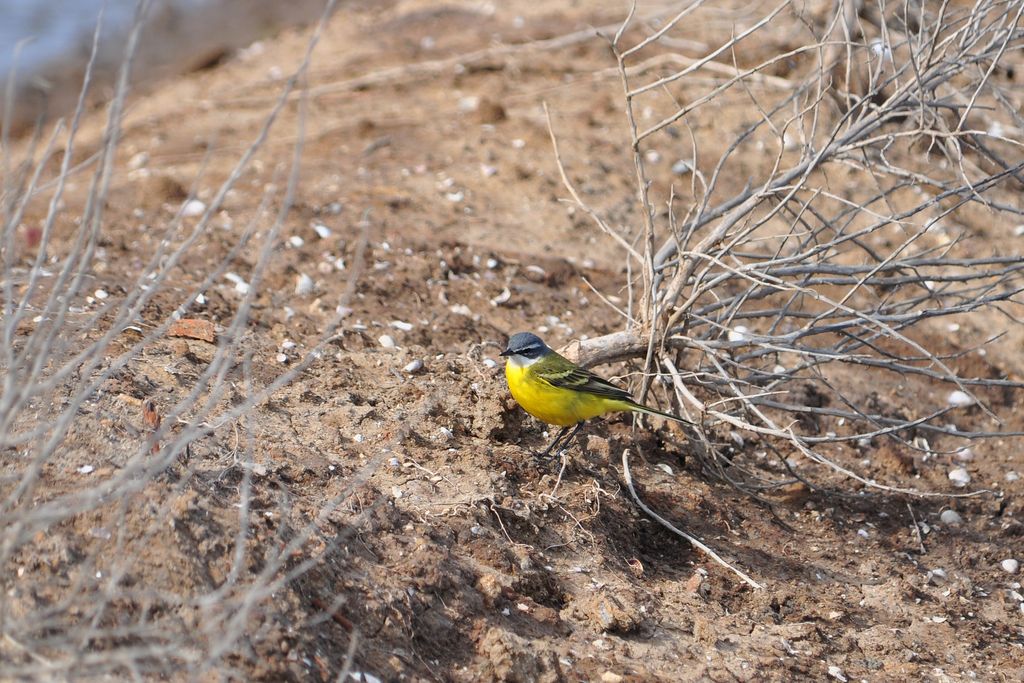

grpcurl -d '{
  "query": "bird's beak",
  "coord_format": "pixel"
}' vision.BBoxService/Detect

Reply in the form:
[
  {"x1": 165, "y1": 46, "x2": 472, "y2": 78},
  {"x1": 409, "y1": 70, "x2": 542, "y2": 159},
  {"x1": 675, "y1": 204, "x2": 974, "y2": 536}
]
[{"x1": 499, "y1": 349, "x2": 511, "y2": 357}]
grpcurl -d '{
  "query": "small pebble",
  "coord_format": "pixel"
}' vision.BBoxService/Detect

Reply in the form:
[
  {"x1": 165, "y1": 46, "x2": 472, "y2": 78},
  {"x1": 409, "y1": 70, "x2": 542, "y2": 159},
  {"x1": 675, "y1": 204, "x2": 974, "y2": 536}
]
[
  {"x1": 313, "y1": 223, "x2": 332, "y2": 239},
  {"x1": 378, "y1": 335, "x2": 396, "y2": 349},
  {"x1": 947, "y1": 390, "x2": 974, "y2": 407},
  {"x1": 288, "y1": 235, "x2": 304, "y2": 248},
  {"x1": 1006, "y1": 471, "x2": 1020, "y2": 482},
  {"x1": 857, "y1": 528, "x2": 869, "y2": 539},
  {"x1": 276, "y1": 353, "x2": 288, "y2": 364},
  {"x1": 128, "y1": 151, "x2": 149, "y2": 169},
  {"x1": 391, "y1": 320, "x2": 414, "y2": 331},
  {"x1": 224, "y1": 272, "x2": 249, "y2": 294},
  {"x1": 655, "y1": 463, "x2": 674, "y2": 476},
  {"x1": 954, "y1": 447, "x2": 974, "y2": 462},
  {"x1": 927, "y1": 568, "x2": 947, "y2": 584},
  {"x1": 403, "y1": 359, "x2": 424, "y2": 374},
  {"x1": 77, "y1": 465, "x2": 95, "y2": 474},
  {"x1": 728, "y1": 325, "x2": 750, "y2": 342},
  {"x1": 827, "y1": 665, "x2": 847, "y2": 682},
  {"x1": 483, "y1": 358, "x2": 497, "y2": 369},
  {"x1": 671, "y1": 159, "x2": 693, "y2": 175},
  {"x1": 94, "y1": 289, "x2": 109, "y2": 300},
  {"x1": 948, "y1": 467, "x2": 971, "y2": 487},
  {"x1": 1002, "y1": 559, "x2": 1020, "y2": 574},
  {"x1": 939, "y1": 509, "x2": 963, "y2": 525},
  {"x1": 295, "y1": 273, "x2": 314, "y2": 296},
  {"x1": 182, "y1": 199, "x2": 206, "y2": 217}
]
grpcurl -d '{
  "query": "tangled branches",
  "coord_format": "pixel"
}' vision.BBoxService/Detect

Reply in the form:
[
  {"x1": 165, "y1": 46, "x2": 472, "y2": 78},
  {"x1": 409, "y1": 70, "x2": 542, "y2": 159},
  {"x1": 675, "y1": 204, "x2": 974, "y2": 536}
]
[{"x1": 562, "y1": 0, "x2": 1024, "y2": 498}]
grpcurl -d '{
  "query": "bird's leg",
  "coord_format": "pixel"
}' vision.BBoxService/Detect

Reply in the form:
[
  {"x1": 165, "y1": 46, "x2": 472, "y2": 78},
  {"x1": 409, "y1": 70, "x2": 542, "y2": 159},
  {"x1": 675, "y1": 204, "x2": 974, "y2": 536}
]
[
  {"x1": 537, "y1": 422, "x2": 583, "y2": 459},
  {"x1": 537, "y1": 425, "x2": 571, "y2": 459}
]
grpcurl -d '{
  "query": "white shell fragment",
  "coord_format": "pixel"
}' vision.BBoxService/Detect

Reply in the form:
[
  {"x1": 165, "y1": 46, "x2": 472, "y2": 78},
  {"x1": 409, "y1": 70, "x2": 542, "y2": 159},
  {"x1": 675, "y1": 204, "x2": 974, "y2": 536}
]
[
  {"x1": 403, "y1": 359, "x2": 424, "y2": 373},
  {"x1": 827, "y1": 665, "x2": 847, "y2": 682},
  {"x1": 947, "y1": 467, "x2": 971, "y2": 488},
  {"x1": 313, "y1": 223, "x2": 332, "y2": 239},
  {"x1": 946, "y1": 390, "x2": 974, "y2": 407},
  {"x1": 1001, "y1": 559, "x2": 1020, "y2": 574},
  {"x1": 939, "y1": 509, "x2": 963, "y2": 525},
  {"x1": 953, "y1": 447, "x2": 974, "y2": 462},
  {"x1": 224, "y1": 272, "x2": 249, "y2": 294},
  {"x1": 378, "y1": 334, "x2": 396, "y2": 349},
  {"x1": 728, "y1": 325, "x2": 750, "y2": 342},
  {"x1": 295, "y1": 273, "x2": 314, "y2": 296},
  {"x1": 390, "y1": 320, "x2": 414, "y2": 332}
]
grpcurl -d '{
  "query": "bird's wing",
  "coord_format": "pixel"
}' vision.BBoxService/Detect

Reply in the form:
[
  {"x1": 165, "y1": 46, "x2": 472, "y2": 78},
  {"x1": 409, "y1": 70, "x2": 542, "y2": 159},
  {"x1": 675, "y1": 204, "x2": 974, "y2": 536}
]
[{"x1": 535, "y1": 355, "x2": 634, "y2": 403}]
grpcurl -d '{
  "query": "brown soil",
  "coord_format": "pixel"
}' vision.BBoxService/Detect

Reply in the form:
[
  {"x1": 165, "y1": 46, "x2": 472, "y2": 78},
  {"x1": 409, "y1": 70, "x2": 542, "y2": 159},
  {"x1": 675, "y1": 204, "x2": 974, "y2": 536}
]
[{"x1": 4, "y1": 1, "x2": 1023, "y2": 681}]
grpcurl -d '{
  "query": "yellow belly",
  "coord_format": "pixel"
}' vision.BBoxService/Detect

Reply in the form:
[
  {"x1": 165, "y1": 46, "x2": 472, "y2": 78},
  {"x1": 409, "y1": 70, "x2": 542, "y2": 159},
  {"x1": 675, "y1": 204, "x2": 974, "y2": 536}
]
[{"x1": 505, "y1": 361, "x2": 628, "y2": 426}]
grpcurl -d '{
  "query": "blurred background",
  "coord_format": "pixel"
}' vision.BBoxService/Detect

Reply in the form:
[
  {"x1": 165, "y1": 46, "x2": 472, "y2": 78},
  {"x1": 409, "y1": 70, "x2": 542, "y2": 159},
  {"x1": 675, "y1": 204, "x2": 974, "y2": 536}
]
[{"x1": 0, "y1": 0, "x2": 331, "y2": 131}]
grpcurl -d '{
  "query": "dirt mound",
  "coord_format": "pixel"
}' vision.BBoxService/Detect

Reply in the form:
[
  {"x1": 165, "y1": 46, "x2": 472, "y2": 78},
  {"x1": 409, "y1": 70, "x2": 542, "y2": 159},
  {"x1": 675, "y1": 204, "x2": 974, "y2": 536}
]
[{"x1": 2, "y1": 1, "x2": 1022, "y2": 680}]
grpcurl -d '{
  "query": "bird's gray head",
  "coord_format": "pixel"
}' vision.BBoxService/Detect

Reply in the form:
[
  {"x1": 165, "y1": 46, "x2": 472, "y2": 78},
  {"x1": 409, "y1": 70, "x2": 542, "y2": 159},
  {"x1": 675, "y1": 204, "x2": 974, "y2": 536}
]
[{"x1": 500, "y1": 332, "x2": 550, "y2": 365}]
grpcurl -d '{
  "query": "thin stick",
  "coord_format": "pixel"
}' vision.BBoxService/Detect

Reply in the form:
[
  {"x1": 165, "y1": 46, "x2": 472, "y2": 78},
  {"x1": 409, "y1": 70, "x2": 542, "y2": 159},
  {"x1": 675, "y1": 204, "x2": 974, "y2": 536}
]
[{"x1": 621, "y1": 449, "x2": 763, "y2": 590}]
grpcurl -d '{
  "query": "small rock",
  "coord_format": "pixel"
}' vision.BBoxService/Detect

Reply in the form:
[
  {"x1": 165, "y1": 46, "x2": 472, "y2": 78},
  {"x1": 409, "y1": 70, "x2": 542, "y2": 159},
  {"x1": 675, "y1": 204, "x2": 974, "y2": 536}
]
[
  {"x1": 378, "y1": 335, "x2": 396, "y2": 349},
  {"x1": 128, "y1": 151, "x2": 149, "y2": 169},
  {"x1": 403, "y1": 359, "x2": 424, "y2": 374},
  {"x1": 600, "y1": 673, "x2": 624, "y2": 683},
  {"x1": 671, "y1": 159, "x2": 693, "y2": 175},
  {"x1": 287, "y1": 235, "x2": 304, "y2": 248},
  {"x1": 948, "y1": 467, "x2": 971, "y2": 487},
  {"x1": 927, "y1": 568, "x2": 947, "y2": 584},
  {"x1": 939, "y1": 509, "x2": 963, "y2": 526},
  {"x1": 390, "y1": 320, "x2": 414, "y2": 331},
  {"x1": 94, "y1": 289, "x2": 109, "y2": 300},
  {"x1": 77, "y1": 465, "x2": 95, "y2": 474},
  {"x1": 954, "y1": 447, "x2": 974, "y2": 462},
  {"x1": 1006, "y1": 471, "x2": 1020, "y2": 482},
  {"x1": 483, "y1": 358, "x2": 497, "y2": 369},
  {"x1": 947, "y1": 390, "x2": 974, "y2": 407},
  {"x1": 181, "y1": 199, "x2": 206, "y2": 217},
  {"x1": 313, "y1": 223, "x2": 332, "y2": 239},
  {"x1": 1002, "y1": 559, "x2": 1020, "y2": 574},
  {"x1": 585, "y1": 435, "x2": 610, "y2": 458}
]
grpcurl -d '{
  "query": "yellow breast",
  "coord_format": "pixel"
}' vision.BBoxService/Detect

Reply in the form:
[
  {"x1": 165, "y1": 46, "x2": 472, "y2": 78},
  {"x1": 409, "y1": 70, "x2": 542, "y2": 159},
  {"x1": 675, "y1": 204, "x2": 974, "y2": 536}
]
[{"x1": 505, "y1": 360, "x2": 623, "y2": 426}]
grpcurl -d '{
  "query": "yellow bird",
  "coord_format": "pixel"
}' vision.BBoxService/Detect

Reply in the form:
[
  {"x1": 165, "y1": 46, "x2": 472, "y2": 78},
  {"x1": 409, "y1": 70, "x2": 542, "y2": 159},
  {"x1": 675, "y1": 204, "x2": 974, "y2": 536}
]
[{"x1": 500, "y1": 332, "x2": 693, "y2": 456}]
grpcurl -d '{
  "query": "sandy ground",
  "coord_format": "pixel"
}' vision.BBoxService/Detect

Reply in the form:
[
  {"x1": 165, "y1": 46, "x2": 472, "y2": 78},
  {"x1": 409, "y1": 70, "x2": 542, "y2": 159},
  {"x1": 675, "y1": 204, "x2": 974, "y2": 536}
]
[{"x1": 3, "y1": 1, "x2": 1023, "y2": 681}]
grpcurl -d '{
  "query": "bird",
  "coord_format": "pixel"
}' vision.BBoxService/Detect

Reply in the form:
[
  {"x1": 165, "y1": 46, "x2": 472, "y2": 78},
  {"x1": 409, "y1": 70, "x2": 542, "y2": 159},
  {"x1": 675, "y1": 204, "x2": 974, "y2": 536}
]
[{"x1": 500, "y1": 332, "x2": 694, "y2": 457}]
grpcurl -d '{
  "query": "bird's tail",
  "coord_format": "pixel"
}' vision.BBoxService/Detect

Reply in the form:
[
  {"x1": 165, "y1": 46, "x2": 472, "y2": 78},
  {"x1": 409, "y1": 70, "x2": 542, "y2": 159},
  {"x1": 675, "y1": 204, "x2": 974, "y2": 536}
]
[{"x1": 627, "y1": 401, "x2": 696, "y2": 427}]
